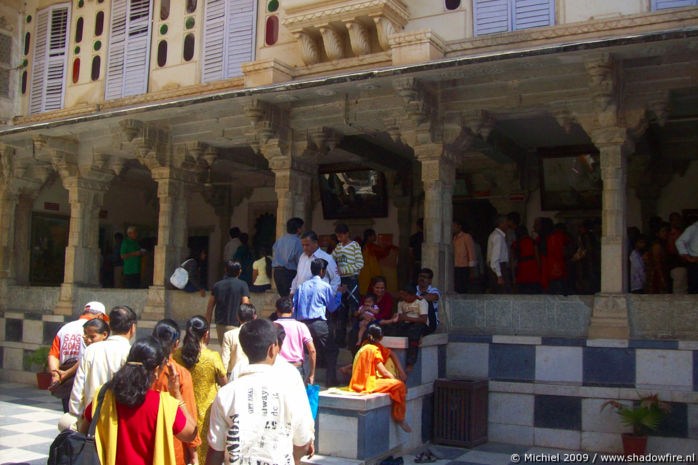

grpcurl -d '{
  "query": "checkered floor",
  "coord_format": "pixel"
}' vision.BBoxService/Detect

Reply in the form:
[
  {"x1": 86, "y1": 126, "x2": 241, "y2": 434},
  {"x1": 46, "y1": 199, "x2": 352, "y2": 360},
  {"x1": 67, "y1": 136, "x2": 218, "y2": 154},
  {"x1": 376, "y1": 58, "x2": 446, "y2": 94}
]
[
  {"x1": 0, "y1": 382, "x2": 63, "y2": 465},
  {"x1": 0, "y1": 382, "x2": 639, "y2": 465}
]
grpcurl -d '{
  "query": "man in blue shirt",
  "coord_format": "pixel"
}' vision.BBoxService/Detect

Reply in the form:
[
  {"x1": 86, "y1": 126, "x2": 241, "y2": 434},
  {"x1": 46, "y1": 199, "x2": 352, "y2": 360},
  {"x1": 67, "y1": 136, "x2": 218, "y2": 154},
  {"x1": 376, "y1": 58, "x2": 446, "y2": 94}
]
[
  {"x1": 272, "y1": 217, "x2": 304, "y2": 297},
  {"x1": 293, "y1": 258, "x2": 344, "y2": 387}
]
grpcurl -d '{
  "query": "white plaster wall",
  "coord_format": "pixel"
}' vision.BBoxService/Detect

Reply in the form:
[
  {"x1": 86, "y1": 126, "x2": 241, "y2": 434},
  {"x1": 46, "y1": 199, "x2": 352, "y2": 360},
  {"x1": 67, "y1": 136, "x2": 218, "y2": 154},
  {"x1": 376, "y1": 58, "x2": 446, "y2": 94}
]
[
  {"x1": 32, "y1": 176, "x2": 69, "y2": 215},
  {"x1": 230, "y1": 187, "x2": 277, "y2": 232},
  {"x1": 656, "y1": 160, "x2": 698, "y2": 220},
  {"x1": 559, "y1": 0, "x2": 647, "y2": 24}
]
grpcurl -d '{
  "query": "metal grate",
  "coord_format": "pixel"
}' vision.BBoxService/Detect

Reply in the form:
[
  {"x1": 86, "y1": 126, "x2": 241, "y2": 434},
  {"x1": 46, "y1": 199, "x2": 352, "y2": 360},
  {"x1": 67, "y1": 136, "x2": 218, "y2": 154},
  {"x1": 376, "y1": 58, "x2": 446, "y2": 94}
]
[
  {"x1": 0, "y1": 69, "x2": 8, "y2": 97},
  {"x1": 433, "y1": 378, "x2": 489, "y2": 447}
]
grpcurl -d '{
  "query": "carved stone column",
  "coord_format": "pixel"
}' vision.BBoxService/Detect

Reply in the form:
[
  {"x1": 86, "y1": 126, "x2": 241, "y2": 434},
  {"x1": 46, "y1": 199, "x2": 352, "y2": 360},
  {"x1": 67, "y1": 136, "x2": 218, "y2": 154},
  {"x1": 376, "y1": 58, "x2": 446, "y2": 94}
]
[
  {"x1": 142, "y1": 167, "x2": 195, "y2": 320},
  {"x1": 0, "y1": 186, "x2": 19, "y2": 289},
  {"x1": 54, "y1": 176, "x2": 110, "y2": 315},
  {"x1": 587, "y1": 128, "x2": 632, "y2": 339},
  {"x1": 415, "y1": 143, "x2": 455, "y2": 292},
  {"x1": 267, "y1": 152, "x2": 313, "y2": 239}
]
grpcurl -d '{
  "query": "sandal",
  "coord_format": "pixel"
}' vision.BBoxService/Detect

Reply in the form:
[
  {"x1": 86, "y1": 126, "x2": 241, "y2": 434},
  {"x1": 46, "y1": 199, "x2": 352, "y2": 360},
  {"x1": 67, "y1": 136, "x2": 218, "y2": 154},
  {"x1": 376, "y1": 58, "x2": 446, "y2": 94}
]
[
  {"x1": 415, "y1": 449, "x2": 437, "y2": 463},
  {"x1": 379, "y1": 455, "x2": 394, "y2": 465}
]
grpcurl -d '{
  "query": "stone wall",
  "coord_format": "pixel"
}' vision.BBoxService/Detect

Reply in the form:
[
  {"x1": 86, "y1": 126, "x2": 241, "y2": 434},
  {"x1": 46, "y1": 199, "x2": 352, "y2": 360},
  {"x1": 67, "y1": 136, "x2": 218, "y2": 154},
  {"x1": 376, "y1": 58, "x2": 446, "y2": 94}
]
[
  {"x1": 444, "y1": 294, "x2": 594, "y2": 338},
  {"x1": 447, "y1": 334, "x2": 698, "y2": 453},
  {"x1": 628, "y1": 294, "x2": 698, "y2": 340}
]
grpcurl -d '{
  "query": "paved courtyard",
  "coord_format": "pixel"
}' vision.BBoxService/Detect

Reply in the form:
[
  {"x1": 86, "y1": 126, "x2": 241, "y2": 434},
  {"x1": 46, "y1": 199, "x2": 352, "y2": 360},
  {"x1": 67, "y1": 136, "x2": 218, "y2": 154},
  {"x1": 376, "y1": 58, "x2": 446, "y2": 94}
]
[{"x1": 0, "y1": 381, "x2": 661, "y2": 465}]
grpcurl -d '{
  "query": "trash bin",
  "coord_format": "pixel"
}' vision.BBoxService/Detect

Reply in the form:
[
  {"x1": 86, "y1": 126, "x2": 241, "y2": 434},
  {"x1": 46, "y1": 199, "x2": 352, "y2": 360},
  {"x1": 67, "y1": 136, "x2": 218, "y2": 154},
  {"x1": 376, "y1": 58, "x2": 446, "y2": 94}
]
[{"x1": 433, "y1": 378, "x2": 488, "y2": 447}]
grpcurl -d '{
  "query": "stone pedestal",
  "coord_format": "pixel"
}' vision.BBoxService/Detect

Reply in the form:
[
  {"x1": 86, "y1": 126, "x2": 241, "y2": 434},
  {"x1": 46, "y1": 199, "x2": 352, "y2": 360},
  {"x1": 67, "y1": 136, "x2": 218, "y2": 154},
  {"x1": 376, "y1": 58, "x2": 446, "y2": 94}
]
[{"x1": 588, "y1": 294, "x2": 630, "y2": 339}]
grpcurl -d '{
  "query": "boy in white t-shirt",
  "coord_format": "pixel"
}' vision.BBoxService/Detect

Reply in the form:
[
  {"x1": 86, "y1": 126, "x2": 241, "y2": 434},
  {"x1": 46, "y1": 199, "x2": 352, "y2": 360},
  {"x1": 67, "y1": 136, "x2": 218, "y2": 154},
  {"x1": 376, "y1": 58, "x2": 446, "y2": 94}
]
[
  {"x1": 207, "y1": 318, "x2": 315, "y2": 465},
  {"x1": 384, "y1": 283, "x2": 428, "y2": 374}
]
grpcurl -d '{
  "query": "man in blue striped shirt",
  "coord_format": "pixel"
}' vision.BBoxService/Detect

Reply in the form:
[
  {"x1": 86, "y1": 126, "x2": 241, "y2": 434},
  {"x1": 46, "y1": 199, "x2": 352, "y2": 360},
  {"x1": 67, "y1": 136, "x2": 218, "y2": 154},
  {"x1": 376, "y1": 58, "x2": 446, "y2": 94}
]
[{"x1": 293, "y1": 258, "x2": 344, "y2": 386}]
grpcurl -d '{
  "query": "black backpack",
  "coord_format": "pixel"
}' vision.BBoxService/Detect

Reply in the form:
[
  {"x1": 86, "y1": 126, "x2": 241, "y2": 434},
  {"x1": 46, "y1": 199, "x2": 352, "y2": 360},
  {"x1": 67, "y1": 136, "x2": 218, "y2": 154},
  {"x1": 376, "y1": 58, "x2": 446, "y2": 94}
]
[{"x1": 48, "y1": 386, "x2": 107, "y2": 465}]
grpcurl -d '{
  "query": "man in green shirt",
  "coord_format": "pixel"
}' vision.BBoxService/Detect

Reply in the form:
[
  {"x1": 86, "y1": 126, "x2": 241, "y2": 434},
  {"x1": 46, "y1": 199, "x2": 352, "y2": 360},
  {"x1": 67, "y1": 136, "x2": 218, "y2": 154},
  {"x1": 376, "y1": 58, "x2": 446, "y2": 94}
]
[{"x1": 120, "y1": 226, "x2": 144, "y2": 289}]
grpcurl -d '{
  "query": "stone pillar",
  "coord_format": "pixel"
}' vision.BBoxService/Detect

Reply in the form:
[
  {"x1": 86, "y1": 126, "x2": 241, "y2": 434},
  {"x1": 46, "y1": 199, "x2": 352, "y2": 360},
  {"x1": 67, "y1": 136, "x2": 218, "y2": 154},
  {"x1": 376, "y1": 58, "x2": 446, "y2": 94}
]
[
  {"x1": 54, "y1": 178, "x2": 108, "y2": 315},
  {"x1": 415, "y1": 143, "x2": 455, "y2": 293},
  {"x1": 267, "y1": 155, "x2": 313, "y2": 239},
  {"x1": 142, "y1": 167, "x2": 193, "y2": 320},
  {"x1": 588, "y1": 128, "x2": 631, "y2": 339}
]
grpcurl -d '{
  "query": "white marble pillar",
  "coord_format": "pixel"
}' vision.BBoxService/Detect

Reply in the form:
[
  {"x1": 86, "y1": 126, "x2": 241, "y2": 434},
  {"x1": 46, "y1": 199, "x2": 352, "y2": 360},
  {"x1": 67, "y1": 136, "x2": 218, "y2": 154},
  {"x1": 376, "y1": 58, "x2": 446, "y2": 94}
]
[
  {"x1": 142, "y1": 167, "x2": 192, "y2": 320},
  {"x1": 415, "y1": 143, "x2": 455, "y2": 293},
  {"x1": 267, "y1": 155, "x2": 313, "y2": 239},
  {"x1": 54, "y1": 178, "x2": 108, "y2": 315},
  {"x1": 588, "y1": 128, "x2": 631, "y2": 338}
]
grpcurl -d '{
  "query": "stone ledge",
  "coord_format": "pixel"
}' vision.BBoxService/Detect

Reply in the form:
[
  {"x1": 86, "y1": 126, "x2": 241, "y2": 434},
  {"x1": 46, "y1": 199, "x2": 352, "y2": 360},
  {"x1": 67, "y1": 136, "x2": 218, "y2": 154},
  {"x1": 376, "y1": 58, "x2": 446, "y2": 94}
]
[
  {"x1": 320, "y1": 381, "x2": 433, "y2": 411},
  {"x1": 382, "y1": 332, "x2": 447, "y2": 350}
]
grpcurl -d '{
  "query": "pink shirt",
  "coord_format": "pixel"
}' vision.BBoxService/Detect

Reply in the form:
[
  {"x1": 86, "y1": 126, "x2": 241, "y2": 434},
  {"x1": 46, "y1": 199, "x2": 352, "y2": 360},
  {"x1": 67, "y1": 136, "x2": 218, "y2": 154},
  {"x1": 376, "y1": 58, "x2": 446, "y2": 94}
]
[{"x1": 276, "y1": 317, "x2": 312, "y2": 364}]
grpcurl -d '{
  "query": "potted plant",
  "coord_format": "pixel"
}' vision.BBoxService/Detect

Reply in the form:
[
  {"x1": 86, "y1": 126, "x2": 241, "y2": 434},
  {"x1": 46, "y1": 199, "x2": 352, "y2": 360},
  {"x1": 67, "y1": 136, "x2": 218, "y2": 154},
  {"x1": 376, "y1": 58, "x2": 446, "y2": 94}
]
[
  {"x1": 27, "y1": 346, "x2": 52, "y2": 389},
  {"x1": 601, "y1": 394, "x2": 671, "y2": 456}
]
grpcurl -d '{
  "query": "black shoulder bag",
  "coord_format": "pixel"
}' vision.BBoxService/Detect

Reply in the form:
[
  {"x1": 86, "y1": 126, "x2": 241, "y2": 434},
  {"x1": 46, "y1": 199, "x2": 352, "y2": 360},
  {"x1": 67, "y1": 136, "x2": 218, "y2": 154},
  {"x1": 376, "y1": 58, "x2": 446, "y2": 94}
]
[{"x1": 48, "y1": 386, "x2": 108, "y2": 465}]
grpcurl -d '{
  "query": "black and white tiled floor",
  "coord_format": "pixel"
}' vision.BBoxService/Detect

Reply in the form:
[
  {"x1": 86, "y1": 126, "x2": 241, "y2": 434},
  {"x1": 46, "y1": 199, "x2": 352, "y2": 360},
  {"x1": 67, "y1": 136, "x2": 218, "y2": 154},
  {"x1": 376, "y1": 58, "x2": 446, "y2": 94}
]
[{"x1": 0, "y1": 382, "x2": 63, "y2": 465}]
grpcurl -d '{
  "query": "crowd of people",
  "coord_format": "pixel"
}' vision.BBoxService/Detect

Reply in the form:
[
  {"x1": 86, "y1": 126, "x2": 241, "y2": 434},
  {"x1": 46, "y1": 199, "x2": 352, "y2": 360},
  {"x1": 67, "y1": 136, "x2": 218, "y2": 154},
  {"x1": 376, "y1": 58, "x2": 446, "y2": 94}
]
[
  {"x1": 48, "y1": 218, "x2": 442, "y2": 464},
  {"x1": 629, "y1": 213, "x2": 698, "y2": 294}
]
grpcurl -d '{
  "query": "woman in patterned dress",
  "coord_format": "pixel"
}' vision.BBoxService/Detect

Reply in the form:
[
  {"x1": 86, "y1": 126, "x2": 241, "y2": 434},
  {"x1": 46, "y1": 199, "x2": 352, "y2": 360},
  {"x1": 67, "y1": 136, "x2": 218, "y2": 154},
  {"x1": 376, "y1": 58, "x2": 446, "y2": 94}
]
[{"x1": 174, "y1": 316, "x2": 227, "y2": 461}]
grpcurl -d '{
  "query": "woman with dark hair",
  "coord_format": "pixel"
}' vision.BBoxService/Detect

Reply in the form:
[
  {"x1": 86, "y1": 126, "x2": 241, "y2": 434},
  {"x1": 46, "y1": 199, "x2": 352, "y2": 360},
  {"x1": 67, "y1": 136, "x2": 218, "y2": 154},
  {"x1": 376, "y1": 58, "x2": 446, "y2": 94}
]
[
  {"x1": 512, "y1": 225, "x2": 541, "y2": 294},
  {"x1": 233, "y1": 233, "x2": 254, "y2": 285},
  {"x1": 151, "y1": 319, "x2": 201, "y2": 465},
  {"x1": 182, "y1": 249, "x2": 207, "y2": 297},
  {"x1": 250, "y1": 245, "x2": 272, "y2": 293},
  {"x1": 535, "y1": 217, "x2": 554, "y2": 292},
  {"x1": 358, "y1": 229, "x2": 388, "y2": 294},
  {"x1": 347, "y1": 275, "x2": 395, "y2": 352},
  {"x1": 80, "y1": 336, "x2": 197, "y2": 465},
  {"x1": 173, "y1": 316, "x2": 226, "y2": 460}
]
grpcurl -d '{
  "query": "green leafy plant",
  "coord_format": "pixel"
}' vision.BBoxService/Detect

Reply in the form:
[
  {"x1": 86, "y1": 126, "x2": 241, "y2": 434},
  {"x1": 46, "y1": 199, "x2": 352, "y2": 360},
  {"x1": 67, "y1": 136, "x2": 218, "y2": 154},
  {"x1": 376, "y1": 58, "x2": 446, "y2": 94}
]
[
  {"x1": 27, "y1": 346, "x2": 50, "y2": 373},
  {"x1": 601, "y1": 394, "x2": 671, "y2": 436}
]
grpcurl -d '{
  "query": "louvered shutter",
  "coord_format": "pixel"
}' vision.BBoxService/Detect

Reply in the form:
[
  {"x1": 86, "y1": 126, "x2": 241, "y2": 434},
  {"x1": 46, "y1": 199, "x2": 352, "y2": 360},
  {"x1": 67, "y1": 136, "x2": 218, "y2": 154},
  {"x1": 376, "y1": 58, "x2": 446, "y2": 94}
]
[
  {"x1": 202, "y1": 0, "x2": 226, "y2": 83},
  {"x1": 122, "y1": 0, "x2": 152, "y2": 96},
  {"x1": 651, "y1": 0, "x2": 696, "y2": 10},
  {"x1": 473, "y1": 0, "x2": 511, "y2": 36},
  {"x1": 513, "y1": 0, "x2": 554, "y2": 31},
  {"x1": 105, "y1": 0, "x2": 152, "y2": 100},
  {"x1": 224, "y1": 0, "x2": 256, "y2": 78},
  {"x1": 29, "y1": 5, "x2": 70, "y2": 115},
  {"x1": 105, "y1": 0, "x2": 127, "y2": 100}
]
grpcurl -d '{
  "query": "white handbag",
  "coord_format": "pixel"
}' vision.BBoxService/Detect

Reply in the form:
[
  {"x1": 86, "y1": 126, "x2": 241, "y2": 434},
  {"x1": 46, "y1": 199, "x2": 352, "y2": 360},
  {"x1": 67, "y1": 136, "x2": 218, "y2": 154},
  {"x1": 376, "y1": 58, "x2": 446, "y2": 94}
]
[{"x1": 169, "y1": 259, "x2": 194, "y2": 289}]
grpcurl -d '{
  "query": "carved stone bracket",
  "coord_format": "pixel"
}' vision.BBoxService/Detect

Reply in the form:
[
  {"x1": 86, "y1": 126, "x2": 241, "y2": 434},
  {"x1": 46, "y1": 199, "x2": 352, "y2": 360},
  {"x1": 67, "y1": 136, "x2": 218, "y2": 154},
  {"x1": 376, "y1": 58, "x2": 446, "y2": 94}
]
[
  {"x1": 585, "y1": 53, "x2": 620, "y2": 128},
  {"x1": 283, "y1": 0, "x2": 408, "y2": 66}
]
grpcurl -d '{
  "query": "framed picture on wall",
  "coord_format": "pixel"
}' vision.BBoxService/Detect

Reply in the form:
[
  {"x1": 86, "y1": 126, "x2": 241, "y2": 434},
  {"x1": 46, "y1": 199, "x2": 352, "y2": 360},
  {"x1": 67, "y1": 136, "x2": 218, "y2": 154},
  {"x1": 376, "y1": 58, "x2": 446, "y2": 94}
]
[
  {"x1": 454, "y1": 174, "x2": 473, "y2": 199},
  {"x1": 30, "y1": 213, "x2": 69, "y2": 285},
  {"x1": 539, "y1": 146, "x2": 601, "y2": 211},
  {"x1": 318, "y1": 168, "x2": 388, "y2": 219}
]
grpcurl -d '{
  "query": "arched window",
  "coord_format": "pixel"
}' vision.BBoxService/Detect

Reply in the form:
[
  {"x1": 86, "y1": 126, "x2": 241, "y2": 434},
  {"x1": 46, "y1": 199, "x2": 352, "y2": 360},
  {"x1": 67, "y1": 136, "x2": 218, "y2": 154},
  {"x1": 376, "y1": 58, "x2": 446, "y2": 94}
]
[
  {"x1": 265, "y1": 16, "x2": 278, "y2": 46},
  {"x1": 91, "y1": 56, "x2": 101, "y2": 80},
  {"x1": 445, "y1": 0, "x2": 461, "y2": 10},
  {"x1": 21, "y1": 70, "x2": 28, "y2": 94},
  {"x1": 75, "y1": 17, "x2": 83, "y2": 43},
  {"x1": 183, "y1": 34, "x2": 194, "y2": 61},
  {"x1": 24, "y1": 32, "x2": 31, "y2": 55},
  {"x1": 95, "y1": 11, "x2": 104, "y2": 36},
  {"x1": 186, "y1": 0, "x2": 197, "y2": 13},
  {"x1": 72, "y1": 58, "x2": 80, "y2": 83},
  {"x1": 157, "y1": 40, "x2": 167, "y2": 66}
]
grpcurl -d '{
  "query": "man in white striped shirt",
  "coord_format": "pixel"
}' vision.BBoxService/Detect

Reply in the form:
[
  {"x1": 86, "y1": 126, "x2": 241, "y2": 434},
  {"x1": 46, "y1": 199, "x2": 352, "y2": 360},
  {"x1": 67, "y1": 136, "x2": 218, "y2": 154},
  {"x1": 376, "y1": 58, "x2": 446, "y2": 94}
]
[
  {"x1": 487, "y1": 216, "x2": 511, "y2": 293},
  {"x1": 331, "y1": 223, "x2": 364, "y2": 347}
]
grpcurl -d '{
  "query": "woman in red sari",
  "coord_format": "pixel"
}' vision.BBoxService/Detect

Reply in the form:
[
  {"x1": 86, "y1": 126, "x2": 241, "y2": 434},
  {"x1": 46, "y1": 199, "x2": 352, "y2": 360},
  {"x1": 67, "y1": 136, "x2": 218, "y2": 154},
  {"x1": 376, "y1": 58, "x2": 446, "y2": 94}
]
[{"x1": 512, "y1": 225, "x2": 541, "y2": 294}]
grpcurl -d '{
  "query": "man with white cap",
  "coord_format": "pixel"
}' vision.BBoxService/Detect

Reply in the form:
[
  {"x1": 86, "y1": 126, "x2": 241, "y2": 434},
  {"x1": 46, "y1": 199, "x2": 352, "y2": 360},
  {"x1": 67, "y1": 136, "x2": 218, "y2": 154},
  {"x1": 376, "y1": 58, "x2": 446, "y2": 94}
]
[
  {"x1": 47, "y1": 301, "x2": 108, "y2": 412},
  {"x1": 69, "y1": 305, "x2": 137, "y2": 418}
]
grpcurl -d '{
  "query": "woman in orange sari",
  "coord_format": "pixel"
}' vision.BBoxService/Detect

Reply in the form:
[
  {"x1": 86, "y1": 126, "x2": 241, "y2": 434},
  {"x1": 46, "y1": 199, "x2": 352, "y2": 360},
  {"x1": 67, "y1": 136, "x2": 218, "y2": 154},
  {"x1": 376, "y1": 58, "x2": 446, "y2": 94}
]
[{"x1": 349, "y1": 325, "x2": 411, "y2": 432}]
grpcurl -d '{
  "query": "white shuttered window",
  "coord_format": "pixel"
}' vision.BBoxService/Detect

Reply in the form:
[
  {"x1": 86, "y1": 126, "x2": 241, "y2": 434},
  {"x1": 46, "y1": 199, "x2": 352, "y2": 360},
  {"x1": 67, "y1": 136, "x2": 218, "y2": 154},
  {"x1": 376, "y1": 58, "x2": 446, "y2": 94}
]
[
  {"x1": 474, "y1": 0, "x2": 554, "y2": 36},
  {"x1": 105, "y1": 0, "x2": 152, "y2": 100},
  {"x1": 29, "y1": 4, "x2": 70, "y2": 115},
  {"x1": 651, "y1": 0, "x2": 697, "y2": 9},
  {"x1": 202, "y1": 0, "x2": 256, "y2": 83}
]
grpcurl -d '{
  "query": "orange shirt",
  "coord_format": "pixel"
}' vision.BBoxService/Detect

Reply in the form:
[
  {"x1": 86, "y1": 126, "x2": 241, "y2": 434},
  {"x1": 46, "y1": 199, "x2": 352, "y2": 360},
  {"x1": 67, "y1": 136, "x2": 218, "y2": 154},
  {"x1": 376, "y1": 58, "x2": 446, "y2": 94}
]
[
  {"x1": 349, "y1": 343, "x2": 385, "y2": 393},
  {"x1": 151, "y1": 356, "x2": 201, "y2": 465},
  {"x1": 453, "y1": 232, "x2": 476, "y2": 267}
]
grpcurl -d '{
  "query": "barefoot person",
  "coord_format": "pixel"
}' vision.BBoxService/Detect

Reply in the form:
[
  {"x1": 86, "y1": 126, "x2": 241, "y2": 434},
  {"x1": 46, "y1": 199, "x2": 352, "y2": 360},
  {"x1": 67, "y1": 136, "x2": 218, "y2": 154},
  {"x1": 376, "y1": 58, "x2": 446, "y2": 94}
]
[{"x1": 349, "y1": 325, "x2": 411, "y2": 433}]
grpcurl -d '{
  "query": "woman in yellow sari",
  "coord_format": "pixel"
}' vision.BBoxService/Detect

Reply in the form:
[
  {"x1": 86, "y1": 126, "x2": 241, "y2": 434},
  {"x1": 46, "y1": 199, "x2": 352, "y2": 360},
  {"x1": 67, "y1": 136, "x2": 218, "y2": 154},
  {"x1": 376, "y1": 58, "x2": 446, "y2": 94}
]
[{"x1": 174, "y1": 316, "x2": 227, "y2": 460}]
